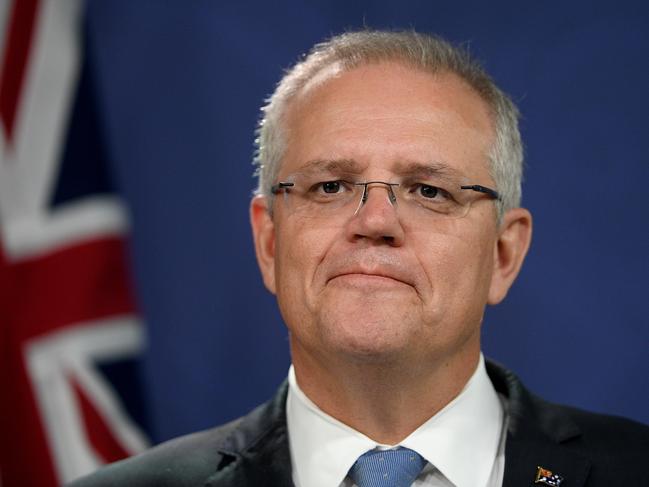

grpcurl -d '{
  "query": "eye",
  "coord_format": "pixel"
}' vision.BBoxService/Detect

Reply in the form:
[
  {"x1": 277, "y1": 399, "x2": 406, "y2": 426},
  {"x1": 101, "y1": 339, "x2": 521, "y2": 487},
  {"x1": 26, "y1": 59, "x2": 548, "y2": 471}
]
[
  {"x1": 418, "y1": 184, "x2": 439, "y2": 199},
  {"x1": 321, "y1": 181, "x2": 342, "y2": 193},
  {"x1": 304, "y1": 179, "x2": 353, "y2": 203},
  {"x1": 310, "y1": 180, "x2": 353, "y2": 196},
  {"x1": 407, "y1": 182, "x2": 456, "y2": 205}
]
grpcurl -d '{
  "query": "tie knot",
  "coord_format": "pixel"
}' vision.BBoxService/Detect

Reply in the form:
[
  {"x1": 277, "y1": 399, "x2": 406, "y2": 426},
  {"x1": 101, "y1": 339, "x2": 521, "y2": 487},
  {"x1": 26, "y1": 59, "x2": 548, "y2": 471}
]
[{"x1": 348, "y1": 447, "x2": 426, "y2": 487}]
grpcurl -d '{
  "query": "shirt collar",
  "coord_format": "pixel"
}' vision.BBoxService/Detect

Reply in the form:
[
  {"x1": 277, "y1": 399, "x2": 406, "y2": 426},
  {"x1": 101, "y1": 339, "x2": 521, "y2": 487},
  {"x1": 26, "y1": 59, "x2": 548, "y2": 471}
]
[{"x1": 286, "y1": 354, "x2": 504, "y2": 487}]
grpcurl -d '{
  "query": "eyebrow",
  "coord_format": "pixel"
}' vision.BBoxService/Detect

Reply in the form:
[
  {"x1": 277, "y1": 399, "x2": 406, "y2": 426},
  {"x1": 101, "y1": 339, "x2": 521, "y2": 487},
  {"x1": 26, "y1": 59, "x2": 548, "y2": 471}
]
[
  {"x1": 298, "y1": 158, "x2": 367, "y2": 174},
  {"x1": 294, "y1": 159, "x2": 464, "y2": 179},
  {"x1": 392, "y1": 161, "x2": 464, "y2": 180}
]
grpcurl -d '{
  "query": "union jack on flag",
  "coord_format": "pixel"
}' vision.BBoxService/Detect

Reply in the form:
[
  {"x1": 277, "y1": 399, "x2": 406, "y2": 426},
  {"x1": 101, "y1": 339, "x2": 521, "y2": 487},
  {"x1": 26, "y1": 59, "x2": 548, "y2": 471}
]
[{"x1": 0, "y1": 1, "x2": 149, "y2": 485}]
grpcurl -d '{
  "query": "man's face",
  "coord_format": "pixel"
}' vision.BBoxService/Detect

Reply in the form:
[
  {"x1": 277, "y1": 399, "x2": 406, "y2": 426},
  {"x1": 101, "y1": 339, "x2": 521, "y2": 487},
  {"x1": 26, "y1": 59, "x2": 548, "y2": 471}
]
[{"x1": 252, "y1": 62, "x2": 525, "y2": 370}]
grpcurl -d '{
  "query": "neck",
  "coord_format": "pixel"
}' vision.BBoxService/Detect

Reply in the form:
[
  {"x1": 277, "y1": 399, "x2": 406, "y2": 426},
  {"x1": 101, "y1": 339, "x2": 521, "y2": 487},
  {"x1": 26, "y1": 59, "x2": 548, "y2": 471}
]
[{"x1": 291, "y1": 340, "x2": 480, "y2": 445}]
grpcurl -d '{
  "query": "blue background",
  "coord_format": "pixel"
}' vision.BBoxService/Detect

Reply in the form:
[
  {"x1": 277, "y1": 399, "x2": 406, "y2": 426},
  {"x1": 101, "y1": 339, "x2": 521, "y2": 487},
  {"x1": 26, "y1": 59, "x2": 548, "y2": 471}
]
[{"x1": 84, "y1": 0, "x2": 648, "y2": 442}]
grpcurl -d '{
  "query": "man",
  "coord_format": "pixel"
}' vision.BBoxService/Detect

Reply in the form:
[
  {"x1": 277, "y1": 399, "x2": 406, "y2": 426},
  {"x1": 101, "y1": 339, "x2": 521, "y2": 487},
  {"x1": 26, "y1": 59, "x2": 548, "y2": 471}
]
[{"x1": 71, "y1": 30, "x2": 648, "y2": 487}]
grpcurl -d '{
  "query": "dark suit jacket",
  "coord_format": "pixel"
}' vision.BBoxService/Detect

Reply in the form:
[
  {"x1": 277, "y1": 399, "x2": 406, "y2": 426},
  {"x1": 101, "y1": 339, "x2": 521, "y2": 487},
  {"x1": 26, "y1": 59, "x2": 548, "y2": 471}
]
[{"x1": 69, "y1": 361, "x2": 649, "y2": 486}]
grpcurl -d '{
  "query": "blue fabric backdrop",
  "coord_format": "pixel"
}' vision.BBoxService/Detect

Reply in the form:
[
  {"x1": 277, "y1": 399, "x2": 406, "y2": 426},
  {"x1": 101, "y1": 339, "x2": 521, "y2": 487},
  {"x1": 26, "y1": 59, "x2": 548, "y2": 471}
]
[{"x1": 85, "y1": 0, "x2": 649, "y2": 442}]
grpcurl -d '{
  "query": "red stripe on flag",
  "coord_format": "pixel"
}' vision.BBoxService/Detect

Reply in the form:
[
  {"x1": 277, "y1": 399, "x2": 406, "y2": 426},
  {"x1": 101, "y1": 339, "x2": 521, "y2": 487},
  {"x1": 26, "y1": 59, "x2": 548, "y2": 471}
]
[
  {"x1": 1, "y1": 236, "x2": 140, "y2": 485},
  {"x1": 0, "y1": 0, "x2": 40, "y2": 142},
  {"x1": 0, "y1": 241, "x2": 10, "y2": 346},
  {"x1": 6, "y1": 237, "x2": 138, "y2": 341},
  {"x1": 72, "y1": 378, "x2": 132, "y2": 464},
  {"x1": 0, "y1": 304, "x2": 59, "y2": 486}
]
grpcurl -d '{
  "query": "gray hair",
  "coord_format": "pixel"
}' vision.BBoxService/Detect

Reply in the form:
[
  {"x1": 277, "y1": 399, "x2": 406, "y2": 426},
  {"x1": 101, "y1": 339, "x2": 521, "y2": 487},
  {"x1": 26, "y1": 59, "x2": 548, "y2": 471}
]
[{"x1": 253, "y1": 30, "x2": 523, "y2": 219}]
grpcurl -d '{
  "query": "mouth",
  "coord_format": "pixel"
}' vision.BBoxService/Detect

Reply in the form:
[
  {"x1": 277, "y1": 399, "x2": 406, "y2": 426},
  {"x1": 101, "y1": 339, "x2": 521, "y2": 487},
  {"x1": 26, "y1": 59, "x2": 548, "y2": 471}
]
[
  {"x1": 323, "y1": 251, "x2": 416, "y2": 291},
  {"x1": 328, "y1": 269, "x2": 414, "y2": 289}
]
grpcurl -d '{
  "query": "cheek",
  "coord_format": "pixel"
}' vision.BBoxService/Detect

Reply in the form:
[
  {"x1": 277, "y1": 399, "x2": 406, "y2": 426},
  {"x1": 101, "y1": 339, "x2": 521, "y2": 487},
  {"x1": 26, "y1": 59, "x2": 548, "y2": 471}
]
[
  {"x1": 274, "y1": 219, "x2": 339, "y2": 308},
  {"x1": 414, "y1": 226, "x2": 495, "y2": 308}
]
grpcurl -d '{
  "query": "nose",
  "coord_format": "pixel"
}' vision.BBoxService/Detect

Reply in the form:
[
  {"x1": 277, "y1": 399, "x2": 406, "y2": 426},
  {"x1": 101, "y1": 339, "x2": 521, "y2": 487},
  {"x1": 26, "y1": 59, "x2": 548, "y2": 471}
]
[{"x1": 345, "y1": 183, "x2": 405, "y2": 246}]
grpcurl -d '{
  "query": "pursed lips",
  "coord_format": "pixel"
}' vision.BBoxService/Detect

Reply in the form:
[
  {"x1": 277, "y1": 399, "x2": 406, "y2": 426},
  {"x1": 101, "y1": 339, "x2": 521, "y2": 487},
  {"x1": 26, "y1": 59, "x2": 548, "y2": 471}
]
[{"x1": 327, "y1": 266, "x2": 415, "y2": 288}]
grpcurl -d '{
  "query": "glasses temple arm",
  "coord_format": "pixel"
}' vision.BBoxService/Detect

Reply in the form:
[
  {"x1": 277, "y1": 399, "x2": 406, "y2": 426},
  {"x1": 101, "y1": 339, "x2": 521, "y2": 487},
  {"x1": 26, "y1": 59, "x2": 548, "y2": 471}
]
[
  {"x1": 460, "y1": 184, "x2": 500, "y2": 200},
  {"x1": 271, "y1": 182, "x2": 295, "y2": 194}
]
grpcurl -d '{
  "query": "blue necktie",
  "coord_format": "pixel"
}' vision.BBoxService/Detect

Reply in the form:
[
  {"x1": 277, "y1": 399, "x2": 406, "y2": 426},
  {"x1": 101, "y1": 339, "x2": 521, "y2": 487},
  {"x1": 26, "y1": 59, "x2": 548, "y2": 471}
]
[{"x1": 348, "y1": 447, "x2": 426, "y2": 487}]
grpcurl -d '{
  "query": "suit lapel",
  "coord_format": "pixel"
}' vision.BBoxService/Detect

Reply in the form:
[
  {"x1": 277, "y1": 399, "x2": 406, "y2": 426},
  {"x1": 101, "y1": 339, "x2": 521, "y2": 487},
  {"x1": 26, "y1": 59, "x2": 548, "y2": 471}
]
[
  {"x1": 487, "y1": 361, "x2": 591, "y2": 487},
  {"x1": 205, "y1": 381, "x2": 294, "y2": 486},
  {"x1": 503, "y1": 435, "x2": 590, "y2": 487},
  {"x1": 205, "y1": 429, "x2": 293, "y2": 486}
]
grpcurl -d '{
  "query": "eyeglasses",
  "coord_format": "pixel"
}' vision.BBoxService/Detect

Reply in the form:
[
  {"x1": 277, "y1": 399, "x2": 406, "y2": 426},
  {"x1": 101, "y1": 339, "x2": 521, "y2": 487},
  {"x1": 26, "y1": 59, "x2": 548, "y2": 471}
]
[{"x1": 271, "y1": 171, "x2": 500, "y2": 221}]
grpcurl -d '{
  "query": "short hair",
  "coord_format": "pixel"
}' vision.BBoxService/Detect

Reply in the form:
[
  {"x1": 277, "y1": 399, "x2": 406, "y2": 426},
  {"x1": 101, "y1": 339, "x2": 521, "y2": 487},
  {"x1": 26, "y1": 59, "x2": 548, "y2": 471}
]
[{"x1": 253, "y1": 30, "x2": 523, "y2": 219}]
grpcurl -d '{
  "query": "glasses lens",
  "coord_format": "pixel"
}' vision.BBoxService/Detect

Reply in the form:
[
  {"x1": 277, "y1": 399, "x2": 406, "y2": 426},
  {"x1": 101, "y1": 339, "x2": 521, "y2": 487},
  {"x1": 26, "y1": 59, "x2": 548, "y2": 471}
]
[
  {"x1": 394, "y1": 175, "x2": 472, "y2": 219},
  {"x1": 276, "y1": 172, "x2": 360, "y2": 217}
]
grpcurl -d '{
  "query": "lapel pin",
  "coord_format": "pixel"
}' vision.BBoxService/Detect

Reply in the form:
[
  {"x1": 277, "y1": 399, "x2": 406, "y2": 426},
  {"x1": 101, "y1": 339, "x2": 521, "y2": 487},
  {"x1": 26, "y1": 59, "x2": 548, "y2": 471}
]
[{"x1": 534, "y1": 466, "x2": 564, "y2": 486}]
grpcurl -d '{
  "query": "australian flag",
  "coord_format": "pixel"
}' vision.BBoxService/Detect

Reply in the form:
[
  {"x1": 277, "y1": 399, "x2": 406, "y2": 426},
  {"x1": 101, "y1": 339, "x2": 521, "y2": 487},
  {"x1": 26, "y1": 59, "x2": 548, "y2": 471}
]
[
  {"x1": 535, "y1": 466, "x2": 565, "y2": 486},
  {"x1": 0, "y1": 1, "x2": 149, "y2": 485}
]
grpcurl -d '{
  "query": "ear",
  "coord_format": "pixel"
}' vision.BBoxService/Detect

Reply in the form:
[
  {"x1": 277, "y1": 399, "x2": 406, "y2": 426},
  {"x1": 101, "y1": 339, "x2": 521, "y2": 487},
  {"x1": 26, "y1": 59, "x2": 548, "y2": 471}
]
[
  {"x1": 488, "y1": 207, "x2": 532, "y2": 305},
  {"x1": 250, "y1": 195, "x2": 277, "y2": 294}
]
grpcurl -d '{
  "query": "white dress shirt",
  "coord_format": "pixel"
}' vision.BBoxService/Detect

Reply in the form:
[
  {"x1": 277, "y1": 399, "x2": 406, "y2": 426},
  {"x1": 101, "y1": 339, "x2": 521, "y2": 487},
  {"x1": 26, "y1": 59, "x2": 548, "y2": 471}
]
[{"x1": 286, "y1": 354, "x2": 507, "y2": 487}]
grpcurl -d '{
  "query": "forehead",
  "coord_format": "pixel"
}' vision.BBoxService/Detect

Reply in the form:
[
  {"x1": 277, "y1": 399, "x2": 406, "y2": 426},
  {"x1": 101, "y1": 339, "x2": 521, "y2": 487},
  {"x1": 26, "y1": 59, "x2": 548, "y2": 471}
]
[{"x1": 280, "y1": 62, "x2": 495, "y2": 181}]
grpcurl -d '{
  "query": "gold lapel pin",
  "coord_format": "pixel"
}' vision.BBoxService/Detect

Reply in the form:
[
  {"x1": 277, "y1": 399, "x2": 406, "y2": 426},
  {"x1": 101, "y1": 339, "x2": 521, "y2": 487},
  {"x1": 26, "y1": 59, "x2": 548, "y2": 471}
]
[{"x1": 534, "y1": 466, "x2": 564, "y2": 486}]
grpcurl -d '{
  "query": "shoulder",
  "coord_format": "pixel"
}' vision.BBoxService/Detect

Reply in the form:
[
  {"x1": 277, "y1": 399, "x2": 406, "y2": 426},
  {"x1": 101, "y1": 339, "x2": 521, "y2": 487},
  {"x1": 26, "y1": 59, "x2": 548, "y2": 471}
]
[
  {"x1": 537, "y1": 396, "x2": 649, "y2": 455},
  {"x1": 528, "y1": 393, "x2": 649, "y2": 484},
  {"x1": 486, "y1": 359, "x2": 649, "y2": 484},
  {"x1": 487, "y1": 358, "x2": 649, "y2": 442},
  {"x1": 67, "y1": 381, "x2": 290, "y2": 487},
  {"x1": 67, "y1": 418, "x2": 243, "y2": 487}
]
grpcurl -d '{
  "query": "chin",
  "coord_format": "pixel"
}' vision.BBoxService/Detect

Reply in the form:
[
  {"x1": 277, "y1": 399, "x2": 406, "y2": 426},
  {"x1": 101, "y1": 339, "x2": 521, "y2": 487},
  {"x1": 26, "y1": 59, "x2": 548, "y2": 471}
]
[
  {"x1": 317, "y1": 312, "x2": 417, "y2": 363},
  {"x1": 337, "y1": 343, "x2": 407, "y2": 365}
]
